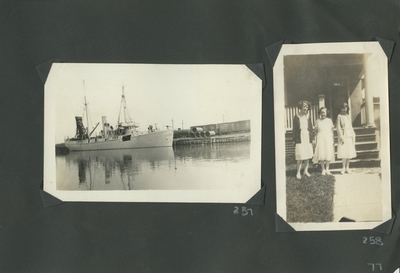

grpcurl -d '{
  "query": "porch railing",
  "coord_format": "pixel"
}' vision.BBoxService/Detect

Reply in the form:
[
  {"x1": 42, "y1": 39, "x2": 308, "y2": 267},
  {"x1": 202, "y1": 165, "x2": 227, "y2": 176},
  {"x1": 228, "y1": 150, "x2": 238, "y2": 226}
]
[{"x1": 285, "y1": 105, "x2": 319, "y2": 130}]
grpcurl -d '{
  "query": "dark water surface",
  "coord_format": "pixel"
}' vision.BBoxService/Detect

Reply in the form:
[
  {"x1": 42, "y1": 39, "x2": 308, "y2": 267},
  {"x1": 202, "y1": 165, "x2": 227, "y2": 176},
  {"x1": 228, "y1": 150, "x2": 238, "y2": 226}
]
[{"x1": 56, "y1": 142, "x2": 251, "y2": 190}]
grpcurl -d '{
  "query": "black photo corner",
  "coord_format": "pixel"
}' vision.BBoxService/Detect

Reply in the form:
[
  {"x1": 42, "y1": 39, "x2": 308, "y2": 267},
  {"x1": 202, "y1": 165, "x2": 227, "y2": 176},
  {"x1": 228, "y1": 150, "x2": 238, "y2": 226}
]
[{"x1": 1, "y1": 1, "x2": 400, "y2": 272}]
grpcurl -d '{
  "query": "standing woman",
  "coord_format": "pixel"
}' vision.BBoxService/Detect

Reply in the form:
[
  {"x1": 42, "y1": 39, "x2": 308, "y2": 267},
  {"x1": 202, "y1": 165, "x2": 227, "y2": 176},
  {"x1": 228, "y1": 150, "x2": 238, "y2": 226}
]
[
  {"x1": 336, "y1": 103, "x2": 357, "y2": 174},
  {"x1": 293, "y1": 100, "x2": 314, "y2": 179},
  {"x1": 313, "y1": 107, "x2": 335, "y2": 175}
]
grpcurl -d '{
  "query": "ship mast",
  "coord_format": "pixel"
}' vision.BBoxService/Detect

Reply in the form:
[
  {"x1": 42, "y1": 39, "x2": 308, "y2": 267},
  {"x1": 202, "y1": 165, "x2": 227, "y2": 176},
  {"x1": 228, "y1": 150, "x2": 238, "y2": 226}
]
[
  {"x1": 123, "y1": 85, "x2": 126, "y2": 123},
  {"x1": 117, "y1": 85, "x2": 132, "y2": 126},
  {"x1": 83, "y1": 80, "x2": 90, "y2": 139},
  {"x1": 117, "y1": 86, "x2": 125, "y2": 125},
  {"x1": 84, "y1": 96, "x2": 89, "y2": 138}
]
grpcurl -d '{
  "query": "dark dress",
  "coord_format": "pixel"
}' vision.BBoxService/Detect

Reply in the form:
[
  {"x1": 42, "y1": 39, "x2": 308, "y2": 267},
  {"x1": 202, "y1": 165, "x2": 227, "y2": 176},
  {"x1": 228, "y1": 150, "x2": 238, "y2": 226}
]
[{"x1": 293, "y1": 114, "x2": 313, "y2": 160}]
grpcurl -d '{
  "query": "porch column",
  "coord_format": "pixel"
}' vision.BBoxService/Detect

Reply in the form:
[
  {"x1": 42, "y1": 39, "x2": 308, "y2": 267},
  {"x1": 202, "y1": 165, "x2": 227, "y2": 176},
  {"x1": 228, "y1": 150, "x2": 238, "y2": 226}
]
[
  {"x1": 328, "y1": 86, "x2": 333, "y2": 120},
  {"x1": 363, "y1": 54, "x2": 375, "y2": 127},
  {"x1": 318, "y1": 94, "x2": 325, "y2": 109}
]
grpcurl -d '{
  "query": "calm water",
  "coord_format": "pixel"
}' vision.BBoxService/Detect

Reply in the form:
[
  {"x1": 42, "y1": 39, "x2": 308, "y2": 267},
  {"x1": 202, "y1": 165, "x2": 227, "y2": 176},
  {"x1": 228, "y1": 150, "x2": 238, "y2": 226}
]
[{"x1": 56, "y1": 142, "x2": 251, "y2": 190}]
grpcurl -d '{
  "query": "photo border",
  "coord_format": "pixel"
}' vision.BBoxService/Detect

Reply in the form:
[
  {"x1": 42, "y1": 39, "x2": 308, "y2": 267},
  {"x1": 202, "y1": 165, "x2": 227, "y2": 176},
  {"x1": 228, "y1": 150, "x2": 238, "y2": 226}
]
[
  {"x1": 273, "y1": 41, "x2": 392, "y2": 231},
  {"x1": 42, "y1": 63, "x2": 263, "y2": 204}
]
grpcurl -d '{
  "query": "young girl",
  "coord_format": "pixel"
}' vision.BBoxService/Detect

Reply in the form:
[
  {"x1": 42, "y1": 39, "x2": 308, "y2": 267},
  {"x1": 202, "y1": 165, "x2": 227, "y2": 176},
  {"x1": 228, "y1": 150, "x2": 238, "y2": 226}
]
[
  {"x1": 336, "y1": 103, "x2": 357, "y2": 174},
  {"x1": 313, "y1": 107, "x2": 335, "y2": 175},
  {"x1": 293, "y1": 100, "x2": 314, "y2": 179}
]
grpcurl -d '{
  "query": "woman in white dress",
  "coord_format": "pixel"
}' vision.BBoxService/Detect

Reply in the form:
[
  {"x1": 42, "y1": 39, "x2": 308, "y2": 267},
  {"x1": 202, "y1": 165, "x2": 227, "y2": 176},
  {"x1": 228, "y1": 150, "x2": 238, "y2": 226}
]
[
  {"x1": 313, "y1": 107, "x2": 335, "y2": 175},
  {"x1": 336, "y1": 103, "x2": 357, "y2": 174},
  {"x1": 293, "y1": 101, "x2": 314, "y2": 179}
]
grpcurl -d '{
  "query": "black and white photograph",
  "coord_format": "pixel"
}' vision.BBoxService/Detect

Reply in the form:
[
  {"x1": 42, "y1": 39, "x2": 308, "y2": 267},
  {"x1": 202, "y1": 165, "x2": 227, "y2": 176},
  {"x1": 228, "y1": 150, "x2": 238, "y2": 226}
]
[
  {"x1": 274, "y1": 42, "x2": 392, "y2": 231},
  {"x1": 44, "y1": 63, "x2": 261, "y2": 203}
]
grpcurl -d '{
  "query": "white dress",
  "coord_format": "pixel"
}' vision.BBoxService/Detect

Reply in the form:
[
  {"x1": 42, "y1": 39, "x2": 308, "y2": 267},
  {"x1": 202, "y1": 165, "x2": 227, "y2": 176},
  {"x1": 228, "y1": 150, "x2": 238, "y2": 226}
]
[
  {"x1": 336, "y1": 114, "x2": 357, "y2": 159},
  {"x1": 312, "y1": 118, "x2": 335, "y2": 163},
  {"x1": 295, "y1": 115, "x2": 313, "y2": 160}
]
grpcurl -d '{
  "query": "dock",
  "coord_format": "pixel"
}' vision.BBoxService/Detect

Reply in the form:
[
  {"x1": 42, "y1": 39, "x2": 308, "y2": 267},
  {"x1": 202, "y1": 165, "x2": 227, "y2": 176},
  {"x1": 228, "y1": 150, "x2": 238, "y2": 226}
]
[
  {"x1": 55, "y1": 143, "x2": 69, "y2": 154},
  {"x1": 173, "y1": 133, "x2": 250, "y2": 145}
]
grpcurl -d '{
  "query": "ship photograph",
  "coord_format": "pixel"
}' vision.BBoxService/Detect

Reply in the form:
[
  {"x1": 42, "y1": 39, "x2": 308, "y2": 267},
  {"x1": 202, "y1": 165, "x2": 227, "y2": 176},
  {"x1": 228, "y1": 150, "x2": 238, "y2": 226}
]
[
  {"x1": 44, "y1": 63, "x2": 262, "y2": 203},
  {"x1": 64, "y1": 87, "x2": 174, "y2": 152}
]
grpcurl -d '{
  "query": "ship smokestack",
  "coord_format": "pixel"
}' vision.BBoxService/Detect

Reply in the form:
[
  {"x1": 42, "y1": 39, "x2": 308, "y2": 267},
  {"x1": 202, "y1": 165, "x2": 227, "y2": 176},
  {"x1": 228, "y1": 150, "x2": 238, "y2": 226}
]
[{"x1": 102, "y1": 116, "x2": 109, "y2": 138}]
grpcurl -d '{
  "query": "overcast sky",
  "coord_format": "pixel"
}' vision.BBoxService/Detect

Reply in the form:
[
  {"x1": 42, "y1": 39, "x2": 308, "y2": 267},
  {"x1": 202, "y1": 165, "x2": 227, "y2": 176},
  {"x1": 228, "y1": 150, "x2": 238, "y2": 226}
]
[{"x1": 46, "y1": 63, "x2": 261, "y2": 143}]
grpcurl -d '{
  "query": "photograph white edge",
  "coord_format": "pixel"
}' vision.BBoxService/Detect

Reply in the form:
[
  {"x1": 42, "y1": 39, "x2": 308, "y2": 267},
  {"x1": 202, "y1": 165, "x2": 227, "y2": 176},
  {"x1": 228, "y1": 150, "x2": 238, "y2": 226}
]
[
  {"x1": 43, "y1": 63, "x2": 262, "y2": 203},
  {"x1": 274, "y1": 41, "x2": 392, "y2": 231}
]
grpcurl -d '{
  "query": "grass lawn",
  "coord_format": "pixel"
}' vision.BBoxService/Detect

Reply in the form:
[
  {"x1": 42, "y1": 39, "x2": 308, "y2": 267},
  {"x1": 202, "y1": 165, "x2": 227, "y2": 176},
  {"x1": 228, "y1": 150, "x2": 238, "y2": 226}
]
[{"x1": 286, "y1": 158, "x2": 336, "y2": 223}]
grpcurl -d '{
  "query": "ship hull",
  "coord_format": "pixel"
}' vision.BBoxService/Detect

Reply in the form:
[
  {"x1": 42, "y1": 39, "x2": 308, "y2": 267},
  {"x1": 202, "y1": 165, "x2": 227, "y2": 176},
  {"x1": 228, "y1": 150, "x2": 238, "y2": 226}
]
[{"x1": 65, "y1": 130, "x2": 173, "y2": 151}]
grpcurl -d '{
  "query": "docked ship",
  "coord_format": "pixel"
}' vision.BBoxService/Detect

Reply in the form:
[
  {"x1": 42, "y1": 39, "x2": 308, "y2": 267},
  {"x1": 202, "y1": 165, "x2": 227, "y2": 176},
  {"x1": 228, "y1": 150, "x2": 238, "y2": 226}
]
[{"x1": 65, "y1": 88, "x2": 173, "y2": 151}]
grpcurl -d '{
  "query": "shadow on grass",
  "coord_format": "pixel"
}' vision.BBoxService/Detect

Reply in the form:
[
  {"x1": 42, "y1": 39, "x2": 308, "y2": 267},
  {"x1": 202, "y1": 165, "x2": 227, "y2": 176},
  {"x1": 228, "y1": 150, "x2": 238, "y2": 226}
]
[{"x1": 286, "y1": 166, "x2": 335, "y2": 223}]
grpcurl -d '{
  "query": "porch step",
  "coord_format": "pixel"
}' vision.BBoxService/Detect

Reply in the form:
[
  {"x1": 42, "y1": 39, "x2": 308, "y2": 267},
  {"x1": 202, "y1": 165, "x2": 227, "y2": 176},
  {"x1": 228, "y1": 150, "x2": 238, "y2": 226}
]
[
  {"x1": 333, "y1": 127, "x2": 376, "y2": 135},
  {"x1": 287, "y1": 149, "x2": 379, "y2": 161},
  {"x1": 354, "y1": 133, "x2": 376, "y2": 142},
  {"x1": 287, "y1": 136, "x2": 377, "y2": 146},
  {"x1": 333, "y1": 141, "x2": 378, "y2": 152},
  {"x1": 334, "y1": 131, "x2": 377, "y2": 143},
  {"x1": 353, "y1": 127, "x2": 377, "y2": 135},
  {"x1": 285, "y1": 141, "x2": 379, "y2": 153},
  {"x1": 355, "y1": 141, "x2": 377, "y2": 151},
  {"x1": 353, "y1": 149, "x2": 379, "y2": 160}
]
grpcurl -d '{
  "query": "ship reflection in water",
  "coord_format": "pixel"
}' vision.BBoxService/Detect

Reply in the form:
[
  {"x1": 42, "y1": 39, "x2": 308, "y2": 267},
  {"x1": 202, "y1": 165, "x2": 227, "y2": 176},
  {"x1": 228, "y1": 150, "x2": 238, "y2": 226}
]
[{"x1": 56, "y1": 142, "x2": 251, "y2": 191}]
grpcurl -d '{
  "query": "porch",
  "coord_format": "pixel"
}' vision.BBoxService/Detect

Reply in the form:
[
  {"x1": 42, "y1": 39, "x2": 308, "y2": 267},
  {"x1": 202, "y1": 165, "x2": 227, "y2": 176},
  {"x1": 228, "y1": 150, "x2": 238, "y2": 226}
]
[{"x1": 283, "y1": 52, "x2": 382, "y2": 169}]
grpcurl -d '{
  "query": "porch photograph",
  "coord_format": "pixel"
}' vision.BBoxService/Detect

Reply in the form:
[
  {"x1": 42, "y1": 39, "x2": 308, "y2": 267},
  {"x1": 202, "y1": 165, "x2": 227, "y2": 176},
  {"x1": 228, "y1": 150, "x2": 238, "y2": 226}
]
[{"x1": 274, "y1": 42, "x2": 392, "y2": 231}]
